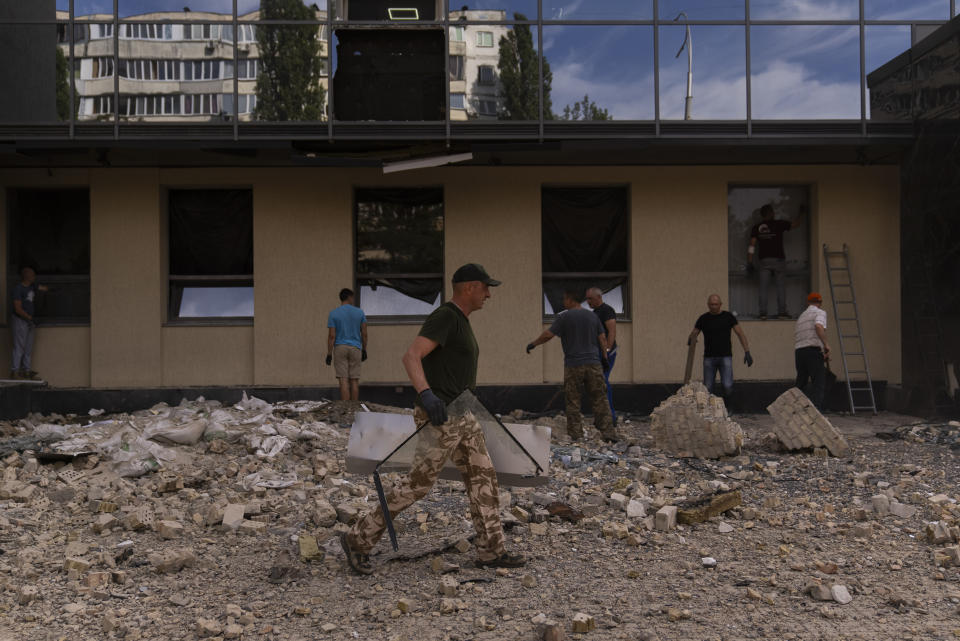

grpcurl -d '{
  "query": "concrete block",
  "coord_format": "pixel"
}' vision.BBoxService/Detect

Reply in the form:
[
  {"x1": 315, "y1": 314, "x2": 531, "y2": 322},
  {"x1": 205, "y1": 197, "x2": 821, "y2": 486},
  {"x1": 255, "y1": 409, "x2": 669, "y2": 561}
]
[
  {"x1": 655, "y1": 505, "x2": 678, "y2": 532},
  {"x1": 650, "y1": 382, "x2": 743, "y2": 458},
  {"x1": 767, "y1": 388, "x2": 849, "y2": 456}
]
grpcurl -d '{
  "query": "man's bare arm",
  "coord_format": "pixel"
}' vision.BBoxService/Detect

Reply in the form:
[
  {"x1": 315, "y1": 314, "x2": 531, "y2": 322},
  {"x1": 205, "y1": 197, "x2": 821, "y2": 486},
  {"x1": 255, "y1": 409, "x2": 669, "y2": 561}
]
[
  {"x1": 815, "y1": 324, "x2": 831, "y2": 355},
  {"x1": 402, "y1": 335, "x2": 440, "y2": 393},
  {"x1": 733, "y1": 324, "x2": 749, "y2": 351},
  {"x1": 688, "y1": 327, "x2": 701, "y2": 345},
  {"x1": 360, "y1": 323, "x2": 368, "y2": 350},
  {"x1": 603, "y1": 319, "x2": 616, "y2": 350},
  {"x1": 326, "y1": 327, "x2": 335, "y2": 358}
]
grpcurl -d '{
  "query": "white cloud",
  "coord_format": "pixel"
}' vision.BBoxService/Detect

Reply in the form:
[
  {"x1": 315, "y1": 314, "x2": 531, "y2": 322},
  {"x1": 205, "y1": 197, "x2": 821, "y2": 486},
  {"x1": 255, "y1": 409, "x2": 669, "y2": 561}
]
[
  {"x1": 750, "y1": 60, "x2": 860, "y2": 118},
  {"x1": 550, "y1": 60, "x2": 655, "y2": 119},
  {"x1": 752, "y1": 0, "x2": 857, "y2": 20}
]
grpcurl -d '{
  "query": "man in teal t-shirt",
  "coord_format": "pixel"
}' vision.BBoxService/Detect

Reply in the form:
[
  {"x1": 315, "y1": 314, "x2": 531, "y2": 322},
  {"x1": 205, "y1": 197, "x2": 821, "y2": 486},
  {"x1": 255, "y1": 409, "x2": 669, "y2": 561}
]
[{"x1": 326, "y1": 288, "x2": 367, "y2": 400}]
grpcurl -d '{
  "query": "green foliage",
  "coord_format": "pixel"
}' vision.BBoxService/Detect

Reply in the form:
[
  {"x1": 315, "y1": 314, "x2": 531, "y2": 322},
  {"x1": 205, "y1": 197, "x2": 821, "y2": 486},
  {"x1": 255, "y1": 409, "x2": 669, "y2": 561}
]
[
  {"x1": 255, "y1": 0, "x2": 326, "y2": 121},
  {"x1": 561, "y1": 94, "x2": 611, "y2": 121},
  {"x1": 496, "y1": 14, "x2": 552, "y2": 120},
  {"x1": 55, "y1": 47, "x2": 69, "y2": 121}
]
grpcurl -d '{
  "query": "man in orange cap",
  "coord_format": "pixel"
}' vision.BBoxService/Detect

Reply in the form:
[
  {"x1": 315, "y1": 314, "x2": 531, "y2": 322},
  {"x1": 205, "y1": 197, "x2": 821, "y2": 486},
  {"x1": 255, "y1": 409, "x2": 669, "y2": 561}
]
[{"x1": 794, "y1": 292, "x2": 831, "y2": 410}]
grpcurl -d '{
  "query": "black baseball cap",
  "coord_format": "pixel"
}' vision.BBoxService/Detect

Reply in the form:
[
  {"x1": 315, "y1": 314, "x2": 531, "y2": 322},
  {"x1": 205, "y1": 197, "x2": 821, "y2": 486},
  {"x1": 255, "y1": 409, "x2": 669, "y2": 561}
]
[{"x1": 451, "y1": 263, "x2": 501, "y2": 286}]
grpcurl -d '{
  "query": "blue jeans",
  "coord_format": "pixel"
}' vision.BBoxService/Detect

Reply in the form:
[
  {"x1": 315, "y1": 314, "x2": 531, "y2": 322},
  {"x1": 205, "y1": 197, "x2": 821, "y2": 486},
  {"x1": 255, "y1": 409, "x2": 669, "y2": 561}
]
[
  {"x1": 11, "y1": 316, "x2": 34, "y2": 372},
  {"x1": 703, "y1": 356, "x2": 733, "y2": 395},
  {"x1": 603, "y1": 345, "x2": 617, "y2": 426}
]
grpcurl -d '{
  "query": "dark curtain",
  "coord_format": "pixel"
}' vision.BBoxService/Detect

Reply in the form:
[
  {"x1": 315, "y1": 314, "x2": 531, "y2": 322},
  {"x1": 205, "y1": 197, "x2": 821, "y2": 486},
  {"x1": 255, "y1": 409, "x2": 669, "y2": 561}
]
[
  {"x1": 542, "y1": 188, "x2": 628, "y2": 314},
  {"x1": 169, "y1": 190, "x2": 253, "y2": 275},
  {"x1": 356, "y1": 188, "x2": 443, "y2": 303}
]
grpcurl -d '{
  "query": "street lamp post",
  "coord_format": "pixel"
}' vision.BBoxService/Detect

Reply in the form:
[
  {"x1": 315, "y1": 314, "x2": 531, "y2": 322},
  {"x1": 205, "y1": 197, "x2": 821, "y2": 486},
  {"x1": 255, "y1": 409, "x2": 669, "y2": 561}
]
[{"x1": 674, "y1": 11, "x2": 693, "y2": 120}]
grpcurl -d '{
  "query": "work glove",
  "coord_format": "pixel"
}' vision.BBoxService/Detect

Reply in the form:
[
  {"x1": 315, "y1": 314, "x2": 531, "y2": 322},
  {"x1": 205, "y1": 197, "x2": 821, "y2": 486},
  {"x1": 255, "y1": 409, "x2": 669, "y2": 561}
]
[
  {"x1": 361, "y1": 349, "x2": 368, "y2": 362},
  {"x1": 525, "y1": 343, "x2": 535, "y2": 354},
  {"x1": 419, "y1": 388, "x2": 448, "y2": 426},
  {"x1": 746, "y1": 262, "x2": 756, "y2": 275},
  {"x1": 744, "y1": 351, "x2": 754, "y2": 367},
  {"x1": 325, "y1": 354, "x2": 332, "y2": 366}
]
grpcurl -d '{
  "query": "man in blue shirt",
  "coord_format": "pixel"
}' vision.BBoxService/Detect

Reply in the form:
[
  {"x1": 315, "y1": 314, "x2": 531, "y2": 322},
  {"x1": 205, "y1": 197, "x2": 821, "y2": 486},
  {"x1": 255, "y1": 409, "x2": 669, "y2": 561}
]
[
  {"x1": 11, "y1": 266, "x2": 48, "y2": 380},
  {"x1": 326, "y1": 288, "x2": 368, "y2": 400}
]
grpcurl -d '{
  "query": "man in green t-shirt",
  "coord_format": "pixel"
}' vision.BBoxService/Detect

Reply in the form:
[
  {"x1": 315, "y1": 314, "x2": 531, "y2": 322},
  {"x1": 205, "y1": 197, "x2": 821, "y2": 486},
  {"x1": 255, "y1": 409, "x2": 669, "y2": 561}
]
[{"x1": 341, "y1": 263, "x2": 525, "y2": 575}]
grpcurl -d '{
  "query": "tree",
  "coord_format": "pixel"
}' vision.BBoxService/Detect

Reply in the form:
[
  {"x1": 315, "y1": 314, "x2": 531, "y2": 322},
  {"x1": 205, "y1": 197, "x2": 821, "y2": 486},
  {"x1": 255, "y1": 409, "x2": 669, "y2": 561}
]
[
  {"x1": 497, "y1": 14, "x2": 552, "y2": 120},
  {"x1": 561, "y1": 94, "x2": 611, "y2": 121},
  {"x1": 255, "y1": 0, "x2": 326, "y2": 121},
  {"x1": 55, "y1": 47, "x2": 69, "y2": 121}
]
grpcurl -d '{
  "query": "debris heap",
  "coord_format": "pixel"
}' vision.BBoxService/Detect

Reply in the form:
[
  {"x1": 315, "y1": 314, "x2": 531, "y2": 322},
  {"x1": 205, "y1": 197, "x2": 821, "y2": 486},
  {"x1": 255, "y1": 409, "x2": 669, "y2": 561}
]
[
  {"x1": 766, "y1": 387, "x2": 849, "y2": 457},
  {"x1": 650, "y1": 382, "x2": 744, "y2": 458}
]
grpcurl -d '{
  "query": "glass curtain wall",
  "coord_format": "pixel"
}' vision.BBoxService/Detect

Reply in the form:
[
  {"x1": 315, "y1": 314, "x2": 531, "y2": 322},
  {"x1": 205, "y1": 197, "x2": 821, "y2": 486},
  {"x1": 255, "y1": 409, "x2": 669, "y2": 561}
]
[{"x1": 3, "y1": 1, "x2": 955, "y2": 127}]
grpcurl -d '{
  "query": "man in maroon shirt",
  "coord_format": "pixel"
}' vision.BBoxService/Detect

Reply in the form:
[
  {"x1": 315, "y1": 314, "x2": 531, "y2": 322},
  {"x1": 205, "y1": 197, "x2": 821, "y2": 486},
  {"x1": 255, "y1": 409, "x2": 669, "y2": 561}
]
[{"x1": 747, "y1": 204, "x2": 803, "y2": 320}]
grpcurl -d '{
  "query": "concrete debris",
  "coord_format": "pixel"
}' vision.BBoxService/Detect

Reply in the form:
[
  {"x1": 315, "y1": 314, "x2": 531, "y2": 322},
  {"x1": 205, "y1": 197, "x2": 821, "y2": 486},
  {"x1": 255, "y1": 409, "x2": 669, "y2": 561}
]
[
  {"x1": 766, "y1": 388, "x2": 849, "y2": 456},
  {"x1": 650, "y1": 382, "x2": 744, "y2": 458},
  {"x1": 1, "y1": 397, "x2": 958, "y2": 640},
  {"x1": 676, "y1": 490, "x2": 742, "y2": 525}
]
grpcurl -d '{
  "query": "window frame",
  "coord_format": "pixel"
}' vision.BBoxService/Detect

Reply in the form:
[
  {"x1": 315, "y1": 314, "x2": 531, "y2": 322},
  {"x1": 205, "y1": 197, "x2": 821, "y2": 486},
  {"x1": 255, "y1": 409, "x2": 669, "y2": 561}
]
[
  {"x1": 476, "y1": 30, "x2": 494, "y2": 47},
  {"x1": 540, "y1": 184, "x2": 631, "y2": 321},
  {"x1": 6, "y1": 188, "x2": 92, "y2": 327},
  {"x1": 166, "y1": 188, "x2": 254, "y2": 325},
  {"x1": 727, "y1": 183, "x2": 812, "y2": 320},
  {"x1": 353, "y1": 187, "x2": 445, "y2": 324},
  {"x1": 477, "y1": 64, "x2": 496, "y2": 85}
]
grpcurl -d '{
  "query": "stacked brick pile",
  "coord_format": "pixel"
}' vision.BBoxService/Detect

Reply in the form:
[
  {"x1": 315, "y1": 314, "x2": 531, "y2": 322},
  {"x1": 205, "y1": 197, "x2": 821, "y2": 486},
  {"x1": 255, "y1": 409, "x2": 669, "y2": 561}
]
[
  {"x1": 766, "y1": 387, "x2": 850, "y2": 457},
  {"x1": 650, "y1": 382, "x2": 744, "y2": 459}
]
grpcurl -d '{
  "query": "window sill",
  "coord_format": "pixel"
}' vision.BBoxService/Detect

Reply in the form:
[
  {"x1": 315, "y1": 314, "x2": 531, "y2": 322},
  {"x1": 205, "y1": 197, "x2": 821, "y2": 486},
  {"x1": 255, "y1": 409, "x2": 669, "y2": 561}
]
[
  {"x1": 163, "y1": 318, "x2": 254, "y2": 327},
  {"x1": 366, "y1": 316, "x2": 431, "y2": 326},
  {"x1": 0, "y1": 322, "x2": 91, "y2": 328}
]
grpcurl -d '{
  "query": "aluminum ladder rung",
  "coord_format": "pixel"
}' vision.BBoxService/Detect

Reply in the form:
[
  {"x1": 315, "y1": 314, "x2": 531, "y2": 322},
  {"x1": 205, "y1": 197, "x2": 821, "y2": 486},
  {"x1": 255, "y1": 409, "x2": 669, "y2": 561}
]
[{"x1": 823, "y1": 243, "x2": 876, "y2": 415}]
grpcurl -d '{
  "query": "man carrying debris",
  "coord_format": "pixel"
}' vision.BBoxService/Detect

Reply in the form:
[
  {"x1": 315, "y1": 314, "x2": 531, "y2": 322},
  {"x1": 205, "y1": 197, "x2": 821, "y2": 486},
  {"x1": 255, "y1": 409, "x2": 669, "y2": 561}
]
[
  {"x1": 341, "y1": 264, "x2": 525, "y2": 574},
  {"x1": 526, "y1": 288, "x2": 618, "y2": 443},
  {"x1": 326, "y1": 288, "x2": 367, "y2": 401},
  {"x1": 586, "y1": 286, "x2": 618, "y2": 426},
  {"x1": 11, "y1": 266, "x2": 48, "y2": 380},
  {"x1": 688, "y1": 294, "x2": 752, "y2": 401},
  {"x1": 794, "y1": 292, "x2": 831, "y2": 411}
]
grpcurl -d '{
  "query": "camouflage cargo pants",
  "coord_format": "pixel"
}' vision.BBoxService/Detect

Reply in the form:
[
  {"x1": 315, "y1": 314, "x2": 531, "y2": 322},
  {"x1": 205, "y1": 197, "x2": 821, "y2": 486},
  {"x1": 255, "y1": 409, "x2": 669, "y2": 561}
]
[
  {"x1": 564, "y1": 363, "x2": 615, "y2": 440},
  {"x1": 346, "y1": 408, "x2": 507, "y2": 562}
]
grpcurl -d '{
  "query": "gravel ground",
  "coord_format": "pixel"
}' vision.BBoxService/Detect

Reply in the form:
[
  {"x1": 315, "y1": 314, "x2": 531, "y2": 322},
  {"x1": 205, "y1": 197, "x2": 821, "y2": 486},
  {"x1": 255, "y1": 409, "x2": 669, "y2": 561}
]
[{"x1": 1, "y1": 398, "x2": 959, "y2": 641}]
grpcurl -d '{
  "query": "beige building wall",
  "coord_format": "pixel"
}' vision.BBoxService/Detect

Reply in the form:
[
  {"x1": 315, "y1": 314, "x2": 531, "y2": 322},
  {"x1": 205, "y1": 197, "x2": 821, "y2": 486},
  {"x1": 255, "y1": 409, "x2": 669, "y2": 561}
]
[{"x1": 0, "y1": 163, "x2": 901, "y2": 389}]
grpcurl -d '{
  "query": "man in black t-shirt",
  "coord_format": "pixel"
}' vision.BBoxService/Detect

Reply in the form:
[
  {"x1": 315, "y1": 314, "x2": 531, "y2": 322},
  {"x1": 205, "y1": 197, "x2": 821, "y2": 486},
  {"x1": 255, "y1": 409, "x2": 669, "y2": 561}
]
[
  {"x1": 688, "y1": 294, "x2": 752, "y2": 399},
  {"x1": 342, "y1": 264, "x2": 524, "y2": 575},
  {"x1": 586, "y1": 287, "x2": 618, "y2": 426},
  {"x1": 748, "y1": 204, "x2": 802, "y2": 319}
]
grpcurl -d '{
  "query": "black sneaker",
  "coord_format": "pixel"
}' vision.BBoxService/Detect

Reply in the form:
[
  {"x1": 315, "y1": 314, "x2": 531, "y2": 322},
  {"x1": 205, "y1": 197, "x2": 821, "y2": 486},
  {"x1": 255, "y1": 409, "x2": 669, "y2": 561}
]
[
  {"x1": 475, "y1": 552, "x2": 526, "y2": 569},
  {"x1": 340, "y1": 532, "x2": 373, "y2": 575}
]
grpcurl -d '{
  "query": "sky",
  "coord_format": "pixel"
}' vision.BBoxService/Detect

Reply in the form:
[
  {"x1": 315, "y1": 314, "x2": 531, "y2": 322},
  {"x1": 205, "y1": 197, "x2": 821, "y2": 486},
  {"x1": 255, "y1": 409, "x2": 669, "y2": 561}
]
[{"x1": 60, "y1": 0, "x2": 951, "y2": 120}]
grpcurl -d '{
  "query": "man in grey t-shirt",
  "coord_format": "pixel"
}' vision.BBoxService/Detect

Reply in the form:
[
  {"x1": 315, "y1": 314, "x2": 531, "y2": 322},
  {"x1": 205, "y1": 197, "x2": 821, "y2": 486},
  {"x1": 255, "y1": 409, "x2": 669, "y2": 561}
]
[{"x1": 526, "y1": 289, "x2": 617, "y2": 442}]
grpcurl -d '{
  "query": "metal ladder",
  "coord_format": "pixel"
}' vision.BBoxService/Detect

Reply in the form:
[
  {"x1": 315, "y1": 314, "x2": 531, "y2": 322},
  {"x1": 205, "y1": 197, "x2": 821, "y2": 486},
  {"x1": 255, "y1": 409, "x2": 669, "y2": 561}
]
[{"x1": 823, "y1": 244, "x2": 877, "y2": 414}]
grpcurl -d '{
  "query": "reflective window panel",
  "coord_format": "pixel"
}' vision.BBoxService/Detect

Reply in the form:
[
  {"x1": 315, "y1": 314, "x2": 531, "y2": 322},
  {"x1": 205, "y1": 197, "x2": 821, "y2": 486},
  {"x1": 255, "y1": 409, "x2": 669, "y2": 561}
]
[
  {"x1": 750, "y1": 25, "x2": 860, "y2": 119},
  {"x1": 865, "y1": 25, "x2": 910, "y2": 119},
  {"x1": 542, "y1": 0, "x2": 652, "y2": 21},
  {"x1": 448, "y1": 24, "x2": 535, "y2": 121},
  {"x1": 71, "y1": 31, "x2": 116, "y2": 121},
  {"x1": 120, "y1": 1, "x2": 233, "y2": 19},
  {"x1": 659, "y1": 0, "x2": 743, "y2": 21},
  {"x1": 250, "y1": 24, "x2": 328, "y2": 121},
  {"x1": 544, "y1": 26, "x2": 654, "y2": 120},
  {"x1": 239, "y1": 0, "x2": 326, "y2": 20},
  {"x1": 118, "y1": 31, "x2": 236, "y2": 121},
  {"x1": 659, "y1": 25, "x2": 745, "y2": 119},
  {"x1": 448, "y1": 1, "x2": 537, "y2": 22},
  {"x1": 864, "y1": 0, "x2": 950, "y2": 20},
  {"x1": 359, "y1": 285, "x2": 441, "y2": 316},
  {"x1": 751, "y1": 0, "x2": 857, "y2": 20},
  {"x1": 76, "y1": 0, "x2": 114, "y2": 20}
]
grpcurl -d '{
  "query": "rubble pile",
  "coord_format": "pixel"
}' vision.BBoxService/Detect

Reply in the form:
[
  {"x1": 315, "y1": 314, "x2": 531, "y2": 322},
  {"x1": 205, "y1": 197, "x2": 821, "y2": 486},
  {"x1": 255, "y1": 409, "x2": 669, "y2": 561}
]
[
  {"x1": 1, "y1": 398, "x2": 960, "y2": 640},
  {"x1": 881, "y1": 420, "x2": 960, "y2": 449},
  {"x1": 767, "y1": 387, "x2": 850, "y2": 456},
  {"x1": 650, "y1": 382, "x2": 744, "y2": 458}
]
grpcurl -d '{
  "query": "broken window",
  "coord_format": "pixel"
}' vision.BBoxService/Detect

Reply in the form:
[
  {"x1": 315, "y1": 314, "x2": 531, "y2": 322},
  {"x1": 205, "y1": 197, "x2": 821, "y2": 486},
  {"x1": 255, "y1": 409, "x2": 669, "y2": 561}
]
[
  {"x1": 728, "y1": 185, "x2": 810, "y2": 319},
  {"x1": 541, "y1": 187, "x2": 629, "y2": 317},
  {"x1": 355, "y1": 188, "x2": 443, "y2": 317},
  {"x1": 7, "y1": 189, "x2": 91, "y2": 324},
  {"x1": 168, "y1": 189, "x2": 253, "y2": 321}
]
